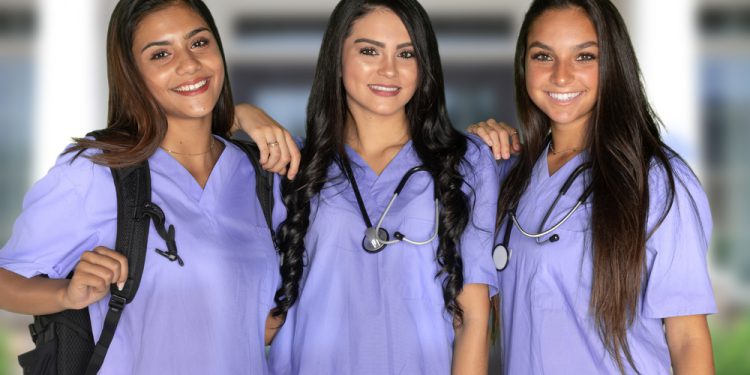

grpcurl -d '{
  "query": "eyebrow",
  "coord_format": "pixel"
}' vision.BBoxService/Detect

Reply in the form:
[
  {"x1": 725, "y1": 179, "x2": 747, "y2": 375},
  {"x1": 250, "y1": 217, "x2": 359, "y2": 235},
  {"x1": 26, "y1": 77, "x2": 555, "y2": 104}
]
[
  {"x1": 353, "y1": 38, "x2": 413, "y2": 49},
  {"x1": 528, "y1": 40, "x2": 598, "y2": 51},
  {"x1": 140, "y1": 27, "x2": 211, "y2": 53}
]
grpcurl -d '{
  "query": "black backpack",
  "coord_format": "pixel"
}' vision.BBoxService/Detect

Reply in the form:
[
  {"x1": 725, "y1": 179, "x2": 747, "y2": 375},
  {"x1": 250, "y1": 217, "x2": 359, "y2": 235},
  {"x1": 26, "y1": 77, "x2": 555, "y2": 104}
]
[{"x1": 17, "y1": 139, "x2": 276, "y2": 375}]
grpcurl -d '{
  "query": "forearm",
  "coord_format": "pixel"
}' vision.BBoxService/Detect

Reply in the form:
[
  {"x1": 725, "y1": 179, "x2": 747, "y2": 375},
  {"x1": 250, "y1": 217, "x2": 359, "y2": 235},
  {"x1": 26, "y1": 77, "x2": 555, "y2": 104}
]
[
  {"x1": 666, "y1": 315, "x2": 715, "y2": 375},
  {"x1": 452, "y1": 284, "x2": 490, "y2": 375},
  {"x1": 264, "y1": 311, "x2": 284, "y2": 346},
  {"x1": 0, "y1": 268, "x2": 69, "y2": 315}
]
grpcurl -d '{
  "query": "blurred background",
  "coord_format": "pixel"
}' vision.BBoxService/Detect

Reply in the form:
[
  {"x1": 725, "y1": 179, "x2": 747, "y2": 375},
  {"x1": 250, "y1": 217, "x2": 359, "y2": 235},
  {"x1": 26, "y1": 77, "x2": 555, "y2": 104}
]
[{"x1": 0, "y1": 0, "x2": 748, "y2": 373}]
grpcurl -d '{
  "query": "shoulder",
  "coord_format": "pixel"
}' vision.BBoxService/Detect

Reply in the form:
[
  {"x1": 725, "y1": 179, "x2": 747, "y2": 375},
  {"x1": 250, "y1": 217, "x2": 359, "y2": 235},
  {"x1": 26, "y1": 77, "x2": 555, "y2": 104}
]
[
  {"x1": 41, "y1": 145, "x2": 111, "y2": 197},
  {"x1": 648, "y1": 152, "x2": 707, "y2": 205},
  {"x1": 647, "y1": 151, "x2": 711, "y2": 232},
  {"x1": 460, "y1": 134, "x2": 501, "y2": 182},
  {"x1": 462, "y1": 134, "x2": 497, "y2": 171}
]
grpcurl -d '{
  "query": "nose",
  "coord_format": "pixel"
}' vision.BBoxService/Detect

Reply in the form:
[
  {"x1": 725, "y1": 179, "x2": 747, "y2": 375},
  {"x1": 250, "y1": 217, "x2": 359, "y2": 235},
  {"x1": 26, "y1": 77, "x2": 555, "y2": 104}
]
[
  {"x1": 176, "y1": 52, "x2": 202, "y2": 75},
  {"x1": 550, "y1": 60, "x2": 573, "y2": 86},
  {"x1": 378, "y1": 55, "x2": 397, "y2": 78}
]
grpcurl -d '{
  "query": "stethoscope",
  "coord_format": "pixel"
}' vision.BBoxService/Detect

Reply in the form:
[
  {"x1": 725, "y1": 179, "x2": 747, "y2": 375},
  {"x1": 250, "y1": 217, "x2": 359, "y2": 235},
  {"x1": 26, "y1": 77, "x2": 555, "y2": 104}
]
[
  {"x1": 493, "y1": 162, "x2": 593, "y2": 271},
  {"x1": 342, "y1": 159, "x2": 439, "y2": 253}
]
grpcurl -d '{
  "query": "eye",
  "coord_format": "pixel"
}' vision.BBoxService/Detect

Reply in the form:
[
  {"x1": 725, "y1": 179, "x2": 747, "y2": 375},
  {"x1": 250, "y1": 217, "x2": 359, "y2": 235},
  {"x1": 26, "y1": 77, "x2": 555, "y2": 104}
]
[
  {"x1": 398, "y1": 50, "x2": 415, "y2": 59},
  {"x1": 150, "y1": 50, "x2": 170, "y2": 61},
  {"x1": 359, "y1": 47, "x2": 378, "y2": 56},
  {"x1": 530, "y1": 52, "x2": 553, "y2": 62},
  {"x1": 192, "y1": 38, "x2": 210, "y2": 49},
  {"x1": 576, "y1": 53, "x2": 597, "y2": 62}
]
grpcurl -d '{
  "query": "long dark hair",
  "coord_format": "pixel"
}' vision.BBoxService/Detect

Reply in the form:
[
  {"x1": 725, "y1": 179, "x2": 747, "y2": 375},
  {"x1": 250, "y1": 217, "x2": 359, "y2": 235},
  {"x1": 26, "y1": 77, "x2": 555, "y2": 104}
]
[
  {"x1": 67, "y1": 0, "x2": 234, "y2": 167},
  {"x1": 274, "y1": 0, "x2": 471, "y2": 322},
  {"x1": 499, "y1": 0, "x2": 681, "y2": 372}
]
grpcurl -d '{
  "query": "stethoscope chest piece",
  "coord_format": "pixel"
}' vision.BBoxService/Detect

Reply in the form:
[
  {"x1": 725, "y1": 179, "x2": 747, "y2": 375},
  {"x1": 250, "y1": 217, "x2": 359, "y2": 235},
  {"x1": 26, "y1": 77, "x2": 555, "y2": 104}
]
[
  {"x1": 493, "y1": 244, "x2": 511, "y2": 271},
  {"x1": 362, "y1": 227, "x2": 389, "y2": 253}
]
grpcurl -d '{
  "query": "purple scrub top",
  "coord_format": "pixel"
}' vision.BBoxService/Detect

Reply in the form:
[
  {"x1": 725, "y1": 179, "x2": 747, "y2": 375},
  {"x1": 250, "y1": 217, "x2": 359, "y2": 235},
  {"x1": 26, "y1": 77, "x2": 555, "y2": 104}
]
[
  {"x1": 268, "y1": 136, "x2": 500, "y2": 375},
  {"x1": 496, "y1": 149, "x2": 716, "y2": 374},
  {"x1": 0, "y1": 137, "x2": 283, "y2": 374}
]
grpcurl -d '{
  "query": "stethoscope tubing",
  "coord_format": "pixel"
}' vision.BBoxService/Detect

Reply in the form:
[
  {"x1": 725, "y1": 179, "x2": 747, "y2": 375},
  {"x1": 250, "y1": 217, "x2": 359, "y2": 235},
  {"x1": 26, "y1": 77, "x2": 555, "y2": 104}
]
[
  {"x1": 509, "y1": 198, "x2": 586, "y2": 239},
  {"x1": 342, "y1": 158, "x2": 440, "y2": 252},
  {"x1": 509, "y1": 162, "x2": 593, "y2": 241}
]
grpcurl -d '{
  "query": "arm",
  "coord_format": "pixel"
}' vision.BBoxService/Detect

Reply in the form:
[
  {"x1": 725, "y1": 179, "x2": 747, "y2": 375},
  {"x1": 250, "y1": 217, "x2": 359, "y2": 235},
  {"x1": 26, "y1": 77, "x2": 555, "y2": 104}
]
[
  {"x1": 233, "y1": 103, "x2": 301, "y2": 180},
  {"x1": 665, "y1": 314, "x2": 715, "y2": 375},
  {"x1": 0, "y1": 247, "x2": 127, "y2": 315},
  {"x1": 452, "y1": 283, "x2": 490, "y2": 375},
  {"x1": 264, "y1": 310, "x2": 285, "y2": 346},
  {"x1": 466, "y1": 119, "x2": 522, "y2": 160}
]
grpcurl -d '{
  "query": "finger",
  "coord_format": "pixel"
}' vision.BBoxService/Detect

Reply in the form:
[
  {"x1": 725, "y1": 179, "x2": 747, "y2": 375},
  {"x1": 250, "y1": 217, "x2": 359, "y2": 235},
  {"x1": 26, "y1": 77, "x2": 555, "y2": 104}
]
[
  {"x1": 269, "y1": 128, "x2": 291, "y2": 173},
  {"x1": 71, "y1": 269, "x2": 109, "y2": 295},
  {"x1": 264, "y1": 133, "x2": 282, "y2": 170},
  {"x1": 80, "y1": 251, "x2": 121, "y2": 284},
  {"x1": 473, "y1": 126, "x2": 493, "y2": 147},
  {"x1": 472, "y1": 126, "x2": 501, "y2": 160},
  {"x1": 510, "y1": 130, "x2": 522, "y2": 153},
  {"x1": 92, "y1": 247, "x2": 128, "y2": 287},
  {"x1": 486, "y1": 119, "x2": 511, "y2": 159},
  {"x1": 73, "y1": 261, "x2": 117, "y2": 293},
  {"x1": 285, "y1": 132, "x2": 301, "y2": 180},
  {"x1": 487, "y1": 124, "x2": 505, "y2": 160},
  {"x1": 248, "y1": 127, "x2": 271, "y2": 165},
  {"x1": 257, "y1": 142, "x2": 270, "y2": 165}
]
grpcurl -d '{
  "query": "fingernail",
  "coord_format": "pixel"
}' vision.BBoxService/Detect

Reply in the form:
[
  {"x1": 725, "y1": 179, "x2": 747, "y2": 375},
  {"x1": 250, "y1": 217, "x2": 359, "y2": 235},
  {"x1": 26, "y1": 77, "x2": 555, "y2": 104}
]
[{"x1": 117, "y1": 282, "x2": 125, "y2": 291}]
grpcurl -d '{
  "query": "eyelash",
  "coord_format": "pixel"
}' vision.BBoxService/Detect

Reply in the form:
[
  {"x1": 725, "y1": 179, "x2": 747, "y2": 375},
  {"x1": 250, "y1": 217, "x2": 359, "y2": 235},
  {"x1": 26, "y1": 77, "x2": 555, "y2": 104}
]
[
  {"x1": 151, "y1": 50, "x2": 169, "y2": 61},
  {"x1": 149, "y1": 38, "x2": 210, "y2": 61},
  {"x1": 192, "y1": 38, "x2": 210, "y2": 49},
  {"x1": 358, "y1": 47, "x2": 416, "y2": 59},
  {"x1": 399, "y1": 50, "x2": 415, "y2": 59},
  {"x1": 529, "y1": 52, "x2": 597, "y2": 62},
  {"x1": 531, "y1": 52, "x2": 552, "y2": 62}
]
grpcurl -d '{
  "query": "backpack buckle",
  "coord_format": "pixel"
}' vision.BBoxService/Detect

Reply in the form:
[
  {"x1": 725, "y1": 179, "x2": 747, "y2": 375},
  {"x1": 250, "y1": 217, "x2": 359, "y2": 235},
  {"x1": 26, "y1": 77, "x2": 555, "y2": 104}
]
[{"x1": 109, "y1": 294, "x2": 127, "y2": 312}]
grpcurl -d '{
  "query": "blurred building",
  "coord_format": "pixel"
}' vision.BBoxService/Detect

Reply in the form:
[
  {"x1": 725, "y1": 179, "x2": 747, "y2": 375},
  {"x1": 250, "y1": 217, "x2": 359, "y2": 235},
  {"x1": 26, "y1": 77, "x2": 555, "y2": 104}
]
[{"x1": 699, "y1": 0, "x2": 750, "y2": 305}]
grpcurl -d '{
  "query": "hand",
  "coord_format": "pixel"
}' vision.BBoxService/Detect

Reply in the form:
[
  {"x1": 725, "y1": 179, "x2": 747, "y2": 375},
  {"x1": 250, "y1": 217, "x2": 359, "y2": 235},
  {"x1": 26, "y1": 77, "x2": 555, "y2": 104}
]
[
  {"x1": 233, "y1": 103, "x2": 301, "y2": 180},
  {"x1": 466, "y1": 119, "x2": 522, "y2": 160},
  {"x1": 61, "y1": 247, "x2": 128, "y2": 310}
]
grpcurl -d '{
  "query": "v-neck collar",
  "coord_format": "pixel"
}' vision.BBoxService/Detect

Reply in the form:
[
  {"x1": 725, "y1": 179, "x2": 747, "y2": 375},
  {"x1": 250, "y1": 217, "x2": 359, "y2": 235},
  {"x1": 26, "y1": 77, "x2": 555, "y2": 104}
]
[
  {"x1": 533, "y1": 145, "x2": 588, "y2": 188},
  {"x1": 150, "y1": 136, "x2": 236, "y2": 204},
  {"x1": 344, "y1": 139, "x2": 412, "y2": 187}
]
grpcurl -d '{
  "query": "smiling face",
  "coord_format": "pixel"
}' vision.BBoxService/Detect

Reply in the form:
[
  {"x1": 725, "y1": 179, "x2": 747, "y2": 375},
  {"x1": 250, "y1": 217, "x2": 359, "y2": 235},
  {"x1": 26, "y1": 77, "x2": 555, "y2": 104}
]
[
  {"x1": 525, "y1": 6, "x2": 599, "y2": 131},
  {"x1": 131, "y1": 4, "x2": 224, "y2": 125},
  {"x1": 341, "y1": 7, "x2": 418, "y2": 122}
]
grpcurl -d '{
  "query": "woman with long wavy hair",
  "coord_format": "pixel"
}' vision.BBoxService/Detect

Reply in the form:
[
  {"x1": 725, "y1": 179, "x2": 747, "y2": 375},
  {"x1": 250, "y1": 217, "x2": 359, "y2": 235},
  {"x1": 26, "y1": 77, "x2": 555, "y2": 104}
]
[
  {"x1": 471, "y1": 0, "x2": 716, "y2": 373},
  {"x1": 266, "y1": 0, "x2": 500, "y2": 373}
]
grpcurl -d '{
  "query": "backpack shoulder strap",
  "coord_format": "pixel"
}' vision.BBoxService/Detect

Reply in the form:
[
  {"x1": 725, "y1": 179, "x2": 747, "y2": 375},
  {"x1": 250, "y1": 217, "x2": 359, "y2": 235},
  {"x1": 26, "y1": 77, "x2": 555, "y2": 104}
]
[
  {"x1": 85, "y1": 160, "x2": 152, "y2": 374},
  {"x1": 229, "y1": 139, "x2": 276, "y2": 242}
]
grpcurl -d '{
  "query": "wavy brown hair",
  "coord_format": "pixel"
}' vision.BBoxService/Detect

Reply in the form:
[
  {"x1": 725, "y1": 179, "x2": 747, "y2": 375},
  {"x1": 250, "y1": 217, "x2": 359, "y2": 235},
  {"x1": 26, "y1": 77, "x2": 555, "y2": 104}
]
[
  {"x1": 67, "y1": 0, "x2": 234, "y2": 167},
  {"x1": 499, "y1": 0, "x2": 684, "y2": 372}
]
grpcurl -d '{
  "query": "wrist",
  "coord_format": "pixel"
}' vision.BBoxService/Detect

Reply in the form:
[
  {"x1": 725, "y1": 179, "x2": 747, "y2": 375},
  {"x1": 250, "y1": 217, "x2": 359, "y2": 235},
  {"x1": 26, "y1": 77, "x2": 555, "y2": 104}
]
[{"x1": 54, "y1": 279, "x2": 73, "y2": 310}]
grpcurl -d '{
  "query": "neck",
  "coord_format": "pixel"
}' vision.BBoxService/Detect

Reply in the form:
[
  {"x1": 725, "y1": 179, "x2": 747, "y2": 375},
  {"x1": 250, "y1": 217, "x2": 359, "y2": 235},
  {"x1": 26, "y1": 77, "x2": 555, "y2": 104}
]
[
  {"x1": 549, "y1": 122, "x2": 586, "y2": 154},
  {"x1": 547, "y1": 120, "x2": 588, "y2": 175},
  {"x1": 345, "y1": 111, "x2": 410, "y2": 154},
  {"x1": 344, "y1": 111, "x2": 410, "y2": 175},
  {"x1": 162, "y1": 117, "x2": 223, "y2": 188}
]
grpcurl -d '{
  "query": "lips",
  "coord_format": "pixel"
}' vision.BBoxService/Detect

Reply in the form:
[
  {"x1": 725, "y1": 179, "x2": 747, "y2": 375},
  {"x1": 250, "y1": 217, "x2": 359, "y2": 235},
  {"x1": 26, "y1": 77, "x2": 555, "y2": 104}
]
[
  {"x1": 368, "y1": 84, "x2": 401, "y2": 97},
  {"x1": 172, "y1": 78, "x2": 210, "y2": 96},
  {"x1": 547, "y1": 91, "x2": 583, "y2": 103}
]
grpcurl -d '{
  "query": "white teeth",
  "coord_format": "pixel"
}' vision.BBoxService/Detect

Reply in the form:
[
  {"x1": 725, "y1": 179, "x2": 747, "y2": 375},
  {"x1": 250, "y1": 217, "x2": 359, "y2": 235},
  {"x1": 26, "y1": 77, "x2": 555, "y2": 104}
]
[
  {"x1": 174, "y1": 79, "x2": 207, "y2": 92},
  {"x1": 548, "y1": 91, "x2": 582, "y2": 101},
  {"x1": 369, "y1": 85, "x2": 399, "y2": 92}
]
